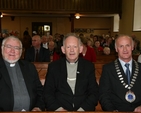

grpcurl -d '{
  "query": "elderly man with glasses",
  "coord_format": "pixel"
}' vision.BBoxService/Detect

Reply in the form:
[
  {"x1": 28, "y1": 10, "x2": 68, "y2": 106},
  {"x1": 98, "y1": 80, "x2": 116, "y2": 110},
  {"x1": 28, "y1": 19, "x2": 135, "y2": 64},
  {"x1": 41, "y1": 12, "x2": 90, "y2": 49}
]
[{"x1": 0, "y1": 36, "x2": 44, "y2": 111}]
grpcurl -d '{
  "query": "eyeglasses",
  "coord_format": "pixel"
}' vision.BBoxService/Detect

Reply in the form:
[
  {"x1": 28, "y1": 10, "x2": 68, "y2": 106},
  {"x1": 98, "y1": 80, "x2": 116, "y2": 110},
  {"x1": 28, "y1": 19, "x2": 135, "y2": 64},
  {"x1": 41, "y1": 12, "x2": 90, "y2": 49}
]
[{"x1": 2, "y1": 44, "x2": 22, "y2": 51}]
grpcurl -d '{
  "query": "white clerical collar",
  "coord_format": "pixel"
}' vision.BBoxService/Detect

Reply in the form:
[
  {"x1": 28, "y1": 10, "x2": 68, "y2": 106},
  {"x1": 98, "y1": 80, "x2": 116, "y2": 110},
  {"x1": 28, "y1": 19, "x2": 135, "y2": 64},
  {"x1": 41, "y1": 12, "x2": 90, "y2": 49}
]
[
  {"x1": 66, "y1": 59, "x2": 78, "y2": 65},
  {"x1": 10, "y1": 63, "x2": 15, "y2": 67}
]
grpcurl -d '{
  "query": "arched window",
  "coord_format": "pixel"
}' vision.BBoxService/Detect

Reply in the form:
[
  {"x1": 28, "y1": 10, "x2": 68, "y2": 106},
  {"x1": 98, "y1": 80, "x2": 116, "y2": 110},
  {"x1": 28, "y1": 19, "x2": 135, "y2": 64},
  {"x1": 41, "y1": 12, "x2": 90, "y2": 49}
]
[
  {"x1": 133, "y1": 0, "x2": 141, "y2": 31},
  {"x1": 113, "y1": 14, "x2": 119, "y2": 32}
]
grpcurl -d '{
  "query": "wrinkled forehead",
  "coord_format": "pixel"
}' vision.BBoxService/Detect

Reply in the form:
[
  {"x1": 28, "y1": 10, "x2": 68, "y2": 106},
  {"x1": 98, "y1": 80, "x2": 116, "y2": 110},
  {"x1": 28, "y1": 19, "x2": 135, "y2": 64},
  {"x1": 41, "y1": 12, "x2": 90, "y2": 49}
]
[
  {"x1": 5, "y1": 38, "x2": 21, "y2": 47},
  {"x1": 117, "y1": 36, "x2": 132, "y2": 44},
  {"x1": 65, "y1": 36, "x2": 79, "y2": 43}
]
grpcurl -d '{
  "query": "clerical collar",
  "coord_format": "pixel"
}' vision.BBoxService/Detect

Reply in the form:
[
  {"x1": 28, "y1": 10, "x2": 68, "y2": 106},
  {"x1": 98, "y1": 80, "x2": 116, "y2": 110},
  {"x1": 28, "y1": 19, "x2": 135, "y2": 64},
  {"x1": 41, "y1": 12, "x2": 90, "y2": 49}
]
[
  {"x1": 66, "y1": 59, "x2": 78, "y2": 64},
  {"x1": 4, "y1": 60, "x2": 16, "y2": 67},
  {"x1": 10, "y1": 63, "x2": 15, "y2": 67}
]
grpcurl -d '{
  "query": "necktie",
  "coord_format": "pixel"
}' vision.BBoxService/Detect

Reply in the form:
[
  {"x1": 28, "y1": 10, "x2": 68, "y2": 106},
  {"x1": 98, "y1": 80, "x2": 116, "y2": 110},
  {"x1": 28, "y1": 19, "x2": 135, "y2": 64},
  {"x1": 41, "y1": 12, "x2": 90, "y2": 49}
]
[
  {"x1": 35, "y1": 49, "x2": 39, "y2": 62},
  {"x1": 125, "y1": 63, "x2": 130, "y2": 85}
]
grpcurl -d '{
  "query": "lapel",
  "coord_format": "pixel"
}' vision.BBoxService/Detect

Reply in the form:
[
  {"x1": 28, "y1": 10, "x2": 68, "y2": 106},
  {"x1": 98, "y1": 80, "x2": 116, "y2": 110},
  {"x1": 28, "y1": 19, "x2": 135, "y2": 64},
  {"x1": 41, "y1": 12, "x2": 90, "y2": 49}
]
[
  {"x1": 131, "y1": 60, "x2": 135, "y2": 77},
  {"x1": 38, "y1": 47, "x2": 43, "y2": 61},
  {"x1": 0, "y1": 58, "x2": 12, "y2": 89},
  {"x1": 117, "y1": 59, "x2": 128, "y2": 83},
  {"x1": 74, "y1": 58, "x2": 84, "y2": 94},
  {"x1": 60, "y1": 58, "x2": 74, "y2": 95},
  {"x1": 31, "y1": 47, "x2": 35, "y2": 61},
  {"x1": 18, "y1": 60, "x2": 32, "y2": 96},
  {"x1": 39, "y1": 46, "x2": 43, "y2": 61}
]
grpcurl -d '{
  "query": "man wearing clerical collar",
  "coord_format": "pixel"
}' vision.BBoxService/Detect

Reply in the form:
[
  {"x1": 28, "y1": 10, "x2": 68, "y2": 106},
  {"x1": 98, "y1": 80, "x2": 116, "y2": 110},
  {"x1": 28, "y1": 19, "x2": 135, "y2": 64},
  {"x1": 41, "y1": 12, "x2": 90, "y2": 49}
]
[
  {"x1": 0, "y1": 36, "x2": 44, "y2": 111},
  {"x1": 43, "y1": 33, "x2": 98, "y2": 111},
  {"x1": 99, "y1": 35, "x2": 141, "y2": 112}
]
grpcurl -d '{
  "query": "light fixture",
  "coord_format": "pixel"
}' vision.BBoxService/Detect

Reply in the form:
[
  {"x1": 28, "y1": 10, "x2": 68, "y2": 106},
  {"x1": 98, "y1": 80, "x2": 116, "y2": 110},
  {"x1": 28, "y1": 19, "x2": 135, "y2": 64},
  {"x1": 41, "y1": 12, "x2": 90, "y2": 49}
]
[
  {"x1": 75, "y1": 13, "x2": 80, "y2": 19},
  {"x1": 0, "y1": 13, "x2": 3, "y2": 18}
]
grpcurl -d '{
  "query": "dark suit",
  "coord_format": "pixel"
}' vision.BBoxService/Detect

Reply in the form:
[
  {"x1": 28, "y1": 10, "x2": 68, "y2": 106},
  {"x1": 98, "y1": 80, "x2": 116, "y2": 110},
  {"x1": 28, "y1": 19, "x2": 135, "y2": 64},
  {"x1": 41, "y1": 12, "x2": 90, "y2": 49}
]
[
  {"x1": 0, "y1": 58, "x2": 44, "y2": 111},
  {"x1": 43, "y1": 57, "x2": 98, "y2": 111},
  {"x1": 99, "y1": 59, "x2": 141, "y2": 111},
  {"x1": 24, "y1": 46, "x2": 50, "y2": 62}
]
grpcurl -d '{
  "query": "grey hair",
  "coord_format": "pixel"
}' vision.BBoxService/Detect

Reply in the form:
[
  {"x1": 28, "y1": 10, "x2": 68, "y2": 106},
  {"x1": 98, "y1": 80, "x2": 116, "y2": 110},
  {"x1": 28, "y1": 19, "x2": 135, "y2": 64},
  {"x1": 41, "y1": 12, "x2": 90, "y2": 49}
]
[
  {"x1": 63, "y1": 33, "x2": 82, "y2": 46},
  {"x1": 115, "y1": 34, "x2": 134, "y2": 48},
  {"x1": 1, "y1": 35, "x2": 23, "y2": 56}
]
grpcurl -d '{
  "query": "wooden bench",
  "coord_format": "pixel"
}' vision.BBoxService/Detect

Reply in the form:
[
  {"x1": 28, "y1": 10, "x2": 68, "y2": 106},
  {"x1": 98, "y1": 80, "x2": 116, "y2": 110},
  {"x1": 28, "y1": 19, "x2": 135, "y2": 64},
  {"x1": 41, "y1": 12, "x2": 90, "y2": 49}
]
[
  {"x1": 33, "y1": 62, "x2": 49, "y2": 85},
  {"x1": 32, "y1": 62, "x2": 104, "y2": 85},
  {"x1": 0, "y1": 111, "x2": 132, "y2": 113}
]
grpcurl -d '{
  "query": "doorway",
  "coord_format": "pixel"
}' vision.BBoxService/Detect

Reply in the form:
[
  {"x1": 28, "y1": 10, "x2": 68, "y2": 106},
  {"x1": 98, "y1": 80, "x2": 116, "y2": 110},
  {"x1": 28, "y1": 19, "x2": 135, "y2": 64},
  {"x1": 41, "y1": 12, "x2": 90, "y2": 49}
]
[{"x1": 32, "y1": 22, "x2": 52, "y2": 36}]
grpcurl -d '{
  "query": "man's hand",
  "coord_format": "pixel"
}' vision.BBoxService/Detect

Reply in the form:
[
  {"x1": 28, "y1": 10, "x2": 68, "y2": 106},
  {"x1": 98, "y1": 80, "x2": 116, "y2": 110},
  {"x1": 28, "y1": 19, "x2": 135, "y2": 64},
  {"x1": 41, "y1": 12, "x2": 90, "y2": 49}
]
[
  {"x1": 32, "y1": 107, "x2": 42, "y2": 111},
  {"x1": 60, "y1": 108, "x2": 67, "y2": 111},
  {"x1": 134, "y1": 106, "x2": 141, "y2": 112}
]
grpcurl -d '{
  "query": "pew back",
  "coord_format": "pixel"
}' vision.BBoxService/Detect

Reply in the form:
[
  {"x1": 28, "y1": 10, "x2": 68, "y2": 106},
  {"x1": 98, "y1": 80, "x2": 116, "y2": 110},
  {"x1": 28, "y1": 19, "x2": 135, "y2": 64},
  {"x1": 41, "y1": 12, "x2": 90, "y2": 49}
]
[{"x1": 32, "y1": 62, "x2": 104, "y2": 85}]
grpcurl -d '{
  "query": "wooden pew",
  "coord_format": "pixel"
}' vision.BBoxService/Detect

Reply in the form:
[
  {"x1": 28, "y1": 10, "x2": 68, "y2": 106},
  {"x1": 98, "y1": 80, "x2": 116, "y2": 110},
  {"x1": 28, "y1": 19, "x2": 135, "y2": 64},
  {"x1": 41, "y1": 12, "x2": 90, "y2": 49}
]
[
  {"x1": 0, "y1": 111, "x2": 132, "y2": 113},
  {"x1": 32, "y1": 62, "x2": 104, "y2": 85},
  {"x1": 95, "y1": 62, "x2": 104, "y2": 84},
  {"x1": 33, "y1": 62, "x2": 49, "y2": 85}
]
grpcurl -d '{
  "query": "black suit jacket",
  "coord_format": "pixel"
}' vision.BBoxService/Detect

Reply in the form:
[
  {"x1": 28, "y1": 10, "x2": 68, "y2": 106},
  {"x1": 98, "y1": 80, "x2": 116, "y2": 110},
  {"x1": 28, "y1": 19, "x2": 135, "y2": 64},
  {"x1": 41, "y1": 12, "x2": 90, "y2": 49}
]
[
  {"x1": 0, "y1": 58, "x2": 44, "y2": 111},
  {"x1": 24, "y1": 46, "x2": 50, "y2": 62},
  {"x1": 43, "y1": 57, "x2": 99, "y2": 111},
  {"x1": 99, "y1": 59, "x2": 141, "y2": 111}
]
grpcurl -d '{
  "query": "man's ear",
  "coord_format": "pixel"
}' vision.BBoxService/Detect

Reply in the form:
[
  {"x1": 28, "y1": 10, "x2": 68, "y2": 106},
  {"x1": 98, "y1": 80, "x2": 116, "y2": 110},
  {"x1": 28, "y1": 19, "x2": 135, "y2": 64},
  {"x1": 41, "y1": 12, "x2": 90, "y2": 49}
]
[
  {"x1": 115, "y1": 47, "x2": 118, "y2": 52},
  {"x1": 132, "y1": 46, "x2": 134, "y2": 51},
  {"x1": 79, "y1": 45, "x2": 83, "y2": 53},
  {"x1": 61, "y1": 46, "x2": 65, "y2": 54}
]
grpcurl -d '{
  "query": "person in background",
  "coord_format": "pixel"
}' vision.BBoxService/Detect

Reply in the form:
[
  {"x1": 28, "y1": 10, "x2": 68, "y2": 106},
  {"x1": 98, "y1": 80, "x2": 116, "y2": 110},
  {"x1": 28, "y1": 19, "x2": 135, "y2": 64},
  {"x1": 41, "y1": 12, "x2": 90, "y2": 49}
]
[
  {"x1": 48, "y1": 41, "x2": 56, "y2": 62},
  {"x1": 137, "y1": 54, "x2": 141, "y2": 63},
  {"x1": 87, "y1": 38, "x2": 94, "y2": 48},
  {"x1": 99, "y1": 34, "x2": 141, "y2": 112},
  {"x1": 22, "y1": 28, "x2": 32, "y2": 56},
  {"x1": 41, "y1": 35, "x2": 49, "y2": 49},
  {"x1": 0, "y1": 36, "x2": 44, "y2": 111},
  {"x1": 79, "y1": 36, "x2": 96, "y2": 62},
  {"x1": 43, "y1": 33, "x2": 98, "y2": 111},
  {"x1": 52, "y1": 34, "x2": 64, "y2": 61},
  {"x1": 103, "y1": 47, "x2": 110, "y2": 55},
  {"x1": 94, "y1": 40, "x2": 103, "y2": 55},
  {"x1": 103, "y1": 36, "x2": 115, "y2": 51},
  {"x1": 48, "y1": 35, "x2": 54, "y2": 42},
  {"x1": 24, "y1": 35, "x2": 50, "y2": 62}
]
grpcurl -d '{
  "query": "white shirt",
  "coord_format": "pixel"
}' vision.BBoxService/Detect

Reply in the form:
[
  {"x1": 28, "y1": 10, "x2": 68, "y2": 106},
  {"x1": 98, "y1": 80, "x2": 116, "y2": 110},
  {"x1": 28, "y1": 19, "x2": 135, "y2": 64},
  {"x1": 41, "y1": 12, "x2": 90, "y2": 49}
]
[
  {"x1": 138, "y1": 54, "x2": 141, "y2": 63},
  {"x1": 43, "y1": 43, "x2": 48, "y2": 49},
  {"x1": 118, "y1": 58, "x2": 132, "y2": 76}
]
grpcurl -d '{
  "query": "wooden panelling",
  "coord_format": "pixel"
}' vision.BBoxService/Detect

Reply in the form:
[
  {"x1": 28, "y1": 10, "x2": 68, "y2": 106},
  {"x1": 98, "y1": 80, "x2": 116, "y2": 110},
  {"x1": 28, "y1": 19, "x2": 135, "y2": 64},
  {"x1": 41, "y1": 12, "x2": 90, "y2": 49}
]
[{"x1": 0, "y1": 0, "x2": 122, "y2": 14}]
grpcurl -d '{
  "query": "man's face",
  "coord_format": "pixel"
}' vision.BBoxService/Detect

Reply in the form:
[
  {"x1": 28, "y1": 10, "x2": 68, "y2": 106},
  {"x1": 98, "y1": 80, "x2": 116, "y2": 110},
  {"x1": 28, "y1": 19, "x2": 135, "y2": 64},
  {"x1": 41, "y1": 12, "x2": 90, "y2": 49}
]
[
  {"x1": 61, "y1": 36, "x2": 83, "y2": 63},
  {"x1": 95, "y1": 41, "x2": 100, "y2": 47},
  {"x1": 48, "y1": 41, "x2": 55, "y2": 51},
  {"x1": 32, "y1": 36, "x2": 41, "y2": 48},
  {"x1": 115, "y1": 36, "x2": 134, "y2": 62},
  {"x1": 48, "y1": 35, "x2": 53, "y2": 42},
  {"x1": 42, "y1": 36, "x2": 48, "y2": 44},
  {"x1": 2, "y1": 38, "x2": 22, "y2": 63}
]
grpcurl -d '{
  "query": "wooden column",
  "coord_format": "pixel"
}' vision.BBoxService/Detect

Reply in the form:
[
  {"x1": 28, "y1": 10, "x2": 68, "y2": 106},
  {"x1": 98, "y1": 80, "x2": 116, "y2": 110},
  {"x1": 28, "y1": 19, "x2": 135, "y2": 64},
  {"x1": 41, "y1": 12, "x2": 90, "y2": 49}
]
[
  {"x1": 70, "y1": 14, "x2": 74, "y2": 32},
  {"x1": 0, "y1": 12, "x2": 2, "y2": 37}
]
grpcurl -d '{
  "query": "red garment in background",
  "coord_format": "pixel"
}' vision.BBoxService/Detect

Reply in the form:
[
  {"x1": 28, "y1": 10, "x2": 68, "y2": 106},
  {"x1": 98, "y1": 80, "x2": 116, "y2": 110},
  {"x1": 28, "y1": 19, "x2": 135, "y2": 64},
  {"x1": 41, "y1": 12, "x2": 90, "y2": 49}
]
[{"x1": 80, "y1": 46, "x2": 96, "y2": 62}]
